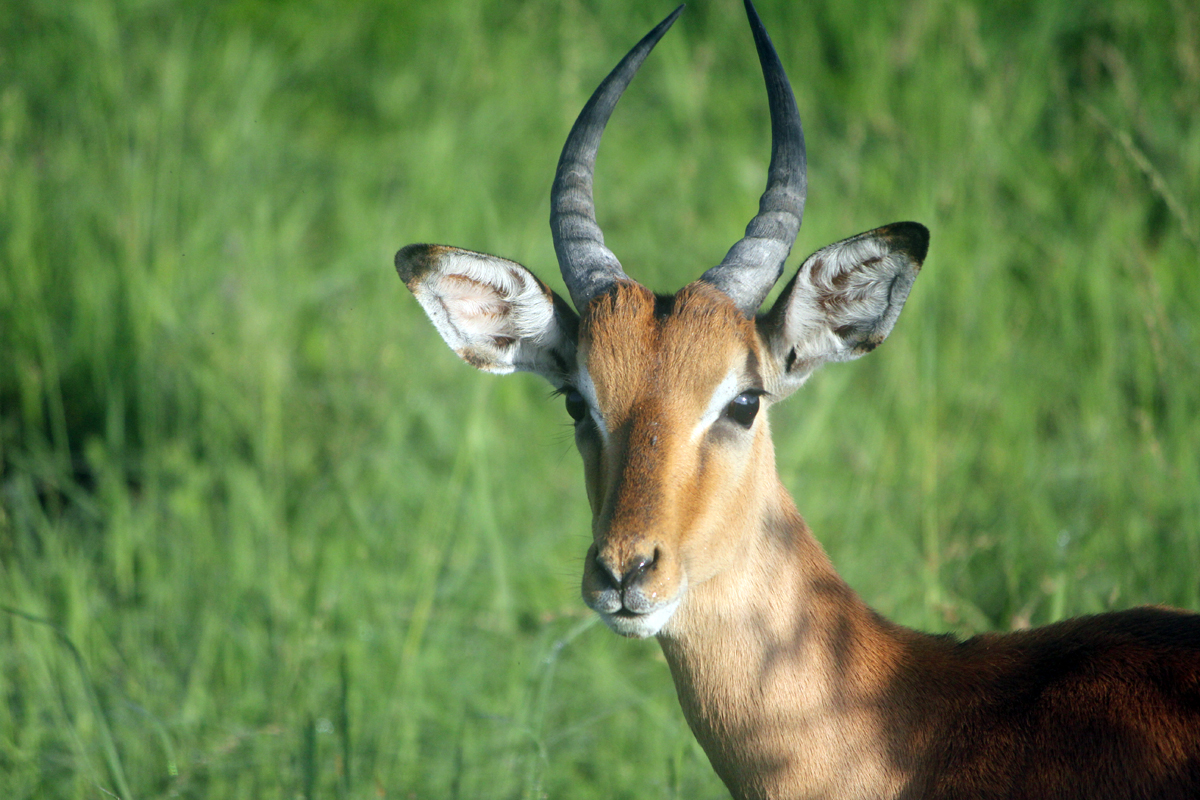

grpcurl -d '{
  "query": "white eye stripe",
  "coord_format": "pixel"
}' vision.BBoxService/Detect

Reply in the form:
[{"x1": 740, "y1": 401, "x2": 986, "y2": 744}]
[
  {"x1": 691, "y1": 367, "x2": 744, "y2": 441},
  {"x1": 577, "y1": 364, "x2": 754, "y2": 443},
  {"x1": 575, "y1": 365, "x2": 609, "y2": 440}
]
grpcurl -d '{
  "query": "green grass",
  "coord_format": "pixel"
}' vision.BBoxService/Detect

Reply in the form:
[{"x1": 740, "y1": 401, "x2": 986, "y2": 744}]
[{"x1": 2, "y1": 0, "x2": 1199, "y2": 797}]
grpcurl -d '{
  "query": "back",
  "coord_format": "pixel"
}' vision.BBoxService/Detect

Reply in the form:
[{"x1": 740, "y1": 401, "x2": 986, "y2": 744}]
[{"x1": 897, "y1": 608, "x2": 1200, "y2": 799}]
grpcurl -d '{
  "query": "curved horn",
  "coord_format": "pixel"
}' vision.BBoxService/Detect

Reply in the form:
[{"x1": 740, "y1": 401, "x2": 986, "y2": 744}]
[
  {"x1": 551, "y1": 5, "x2": 685, "y2": 311},
  {"x1": 701, "y1": 0, "x2": 807, "y2": 316}
]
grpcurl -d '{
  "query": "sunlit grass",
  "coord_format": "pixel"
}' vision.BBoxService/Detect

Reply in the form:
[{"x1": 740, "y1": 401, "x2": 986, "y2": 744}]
[{"x1": 2, "y1": 0, "x2": 1198, "y2": 797}]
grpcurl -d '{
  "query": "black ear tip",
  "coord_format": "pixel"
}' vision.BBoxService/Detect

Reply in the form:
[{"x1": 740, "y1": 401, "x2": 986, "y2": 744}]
[
  {"x1": 881, "y1": 222, "x2": 930, "y2": 265},
  {"x1": 395, "y1": 243, "x2": 438, "y2": 283}
]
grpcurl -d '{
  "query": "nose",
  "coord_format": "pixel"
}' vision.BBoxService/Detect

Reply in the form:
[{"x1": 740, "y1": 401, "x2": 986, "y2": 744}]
[
  {"x1": 594, "y1": 548, "x2": 658, "y2": 593},
  {"x1": 583, "y1": 540, "x2": 682, "y2": 636}
]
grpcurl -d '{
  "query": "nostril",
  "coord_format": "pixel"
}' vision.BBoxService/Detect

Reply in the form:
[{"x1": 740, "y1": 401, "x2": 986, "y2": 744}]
[
  {"x1": 624, "y1": 549, "x2": 657, "y2": 588},
  {"x1": 593, "y1": 554, "x2": 622, "y2": 590}
]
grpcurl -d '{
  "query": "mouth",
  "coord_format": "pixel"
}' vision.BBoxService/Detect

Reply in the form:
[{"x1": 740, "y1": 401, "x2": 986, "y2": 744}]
[{"x1": 596, "y1": 596, "x2": 682, "y2": 639}]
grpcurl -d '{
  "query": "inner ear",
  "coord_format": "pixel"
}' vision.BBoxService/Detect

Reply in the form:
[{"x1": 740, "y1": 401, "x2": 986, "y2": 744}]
[
  {"x1": 397, "y1": 244, "x2": 579, "y2": 384},
  {"x1": 760, "y1": 222, "x2": 928, "y2": 394}
]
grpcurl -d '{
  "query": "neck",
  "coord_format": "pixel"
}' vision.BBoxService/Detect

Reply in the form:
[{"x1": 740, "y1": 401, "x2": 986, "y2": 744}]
[{"x1": 658, "y1": 480, "x2": 912, "y2": 800}]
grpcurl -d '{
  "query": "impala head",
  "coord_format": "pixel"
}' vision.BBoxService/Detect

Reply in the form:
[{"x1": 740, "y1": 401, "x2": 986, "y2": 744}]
[{"x1": 396, "y1": 0, "x2": 928, "y2": 639}]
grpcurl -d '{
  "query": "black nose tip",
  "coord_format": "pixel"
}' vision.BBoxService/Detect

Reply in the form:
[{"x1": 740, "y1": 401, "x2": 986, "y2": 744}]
[{"x1": 595, "y1": 549, "x2": 658, "y2": 591}]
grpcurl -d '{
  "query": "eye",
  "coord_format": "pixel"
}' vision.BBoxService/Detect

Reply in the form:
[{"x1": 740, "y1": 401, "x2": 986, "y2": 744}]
[
  {"x1": 724, "y1": 392, "x2": 760, "y2": 428},
  {"x1": 564, "y1": 388, "x2": 588, "y2": 423}
]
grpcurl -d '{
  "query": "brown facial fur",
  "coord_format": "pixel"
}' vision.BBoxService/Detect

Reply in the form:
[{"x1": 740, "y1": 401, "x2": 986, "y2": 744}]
[{"x1": 576, "y1": 281, "x2": 775, "y2": 636}]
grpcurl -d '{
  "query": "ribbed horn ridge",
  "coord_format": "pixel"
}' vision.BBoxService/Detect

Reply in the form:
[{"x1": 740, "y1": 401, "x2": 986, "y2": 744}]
[
  {"x1": 551, "y1": 5, "x2": 685, "y2": 311},
  {"x1": 701, "y1": 0, "x2": 807, "y2": 316}
]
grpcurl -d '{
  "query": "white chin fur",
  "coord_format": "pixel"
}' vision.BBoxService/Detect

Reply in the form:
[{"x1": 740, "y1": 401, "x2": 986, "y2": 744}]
[{"x1": 599, "y1": 597, "x2": 681, "y2": 639}]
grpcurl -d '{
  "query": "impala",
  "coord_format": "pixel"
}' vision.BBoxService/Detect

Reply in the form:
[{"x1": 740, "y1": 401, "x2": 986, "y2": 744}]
[{"x1": 394, "y1": 2, "x2": 1200, "y2": 798}]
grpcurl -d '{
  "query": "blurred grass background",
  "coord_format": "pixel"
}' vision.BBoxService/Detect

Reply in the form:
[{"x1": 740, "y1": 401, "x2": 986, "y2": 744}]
[{"x1": 2, "y1": 0, "x2": 1198, "y2": 797}]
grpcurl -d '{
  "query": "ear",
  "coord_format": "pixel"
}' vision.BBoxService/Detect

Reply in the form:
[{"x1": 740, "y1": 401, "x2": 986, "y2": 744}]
[
  {"x1": 396, "y1": 244, "x2": 579, "y2": 386},
  {"x1": 759, "y1": 222, "x2": 928, "y2": 398}
]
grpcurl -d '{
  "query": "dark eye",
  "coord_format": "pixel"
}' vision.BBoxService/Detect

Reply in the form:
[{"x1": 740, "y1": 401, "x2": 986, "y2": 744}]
[
  {"x1": 724, "y1": 392, "x2": 760, "y2": 428},
  {"x1": 564, "y1": 389, "x2": 588, "y2": 423}
]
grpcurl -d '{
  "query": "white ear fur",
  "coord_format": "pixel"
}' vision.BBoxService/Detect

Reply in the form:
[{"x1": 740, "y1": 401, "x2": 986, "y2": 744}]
[
  {"x1": 761, "y1": 222, "x2": 928, "y2": 397},
  {"x1": 396, "y1": 244, "x2": 578, "y2": 384}
]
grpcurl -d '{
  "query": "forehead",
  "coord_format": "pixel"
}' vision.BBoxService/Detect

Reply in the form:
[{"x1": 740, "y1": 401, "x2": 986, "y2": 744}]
[{"x1": 578, "y1": 280, "x2": 759, "y2": 412}]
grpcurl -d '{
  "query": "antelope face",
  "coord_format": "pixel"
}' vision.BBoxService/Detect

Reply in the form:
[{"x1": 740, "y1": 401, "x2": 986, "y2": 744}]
[
  {"x1": 395, "y1": 1, "x2": 928, "y2": 639},
  {"x1": 573, "y1": 281, "x2": 769, "y2": 637}
]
